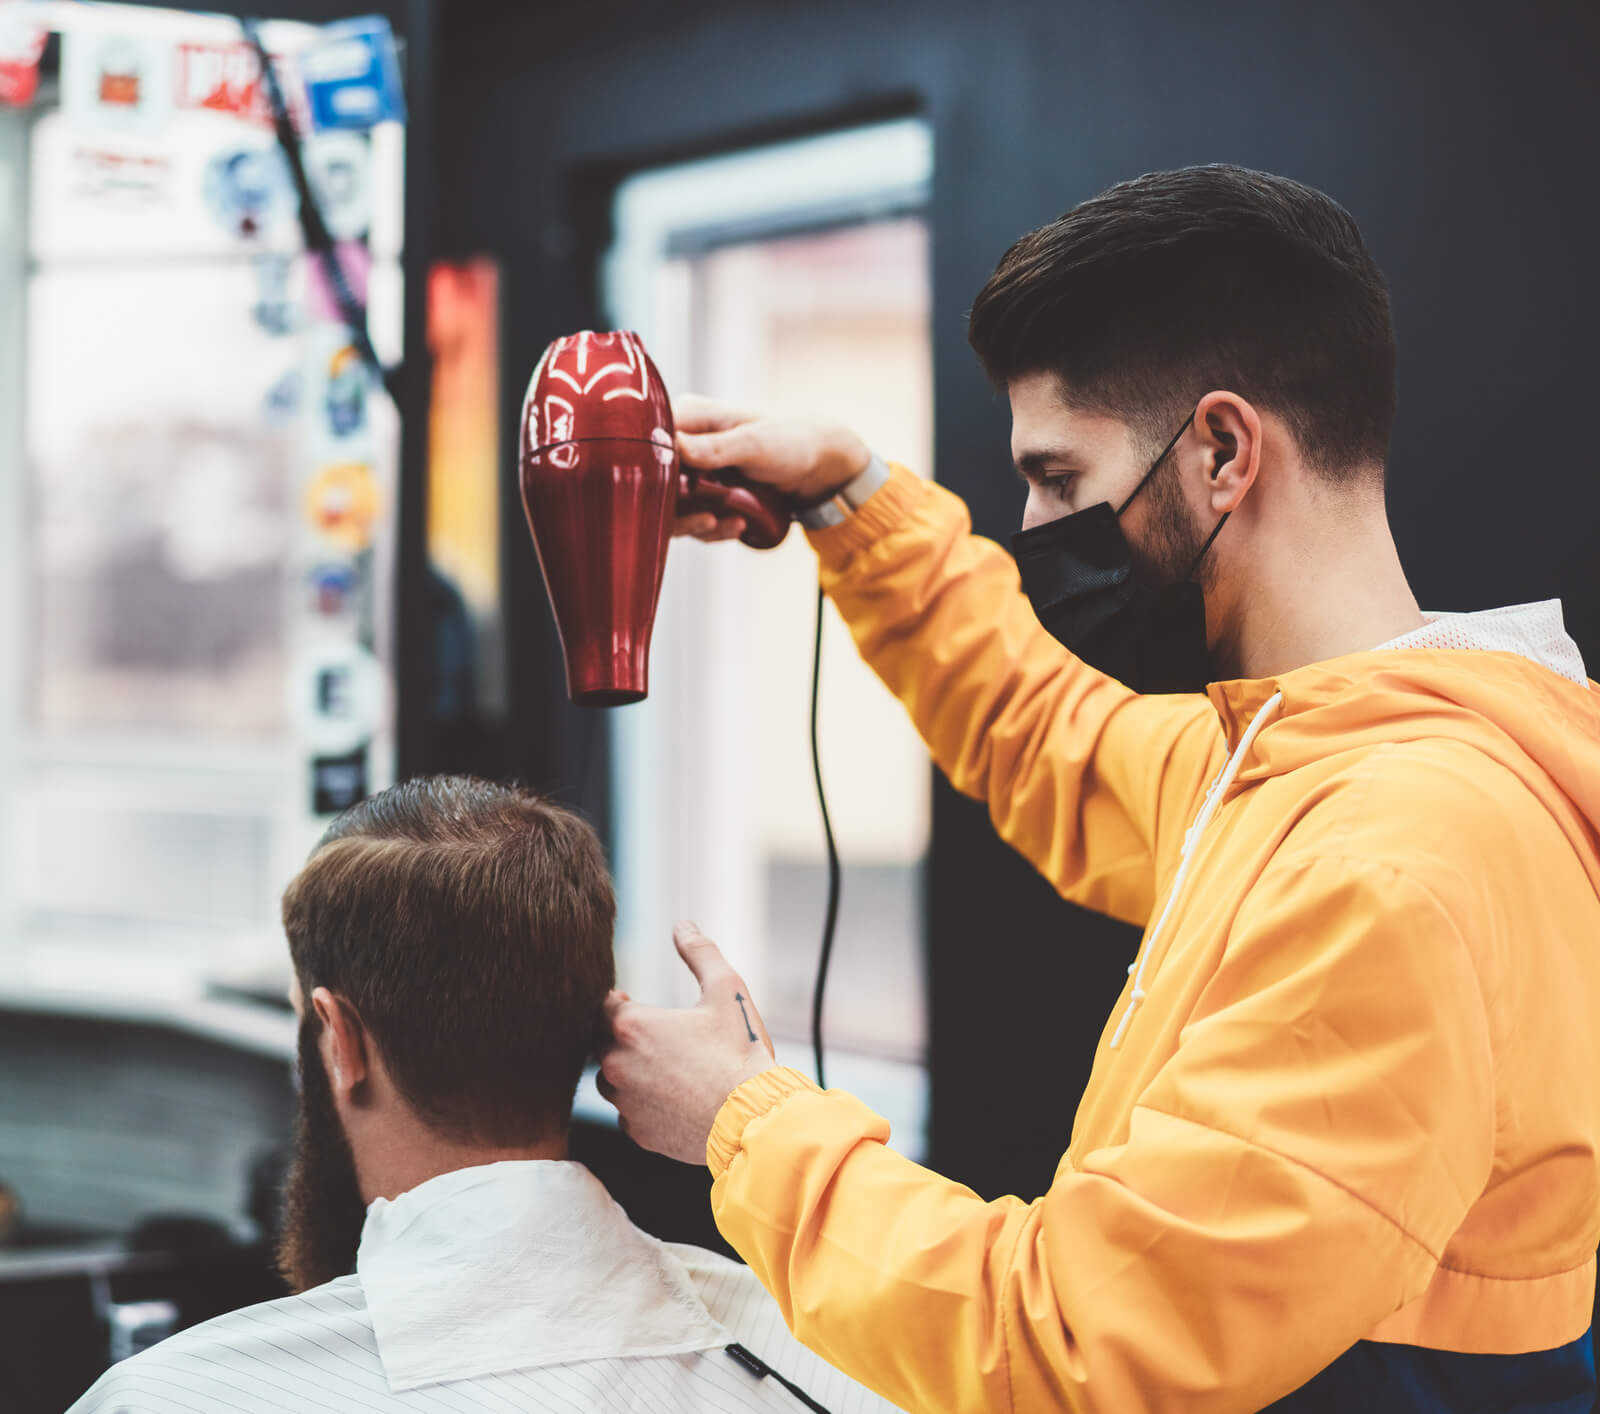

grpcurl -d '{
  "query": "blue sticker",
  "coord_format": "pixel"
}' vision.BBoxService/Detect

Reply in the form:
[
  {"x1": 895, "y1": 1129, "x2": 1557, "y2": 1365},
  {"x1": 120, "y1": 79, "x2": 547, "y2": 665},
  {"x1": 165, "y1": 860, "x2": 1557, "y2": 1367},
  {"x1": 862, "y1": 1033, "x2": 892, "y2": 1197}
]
[
  {"x1": 263, "y1": 368, "x2": 302, "y2": 425},
  {"x1": 309, "y1": 561, "x2": 359, "y2": 615},
  {"x1": 300, "y1": 17, "x2": 405, "y2": 133},
  {"x1": 324, "y1": 344, "x2": 368, "y2": 438},
  {"x1": 253, "y1": 254, "x2": 298, "y2": 337},
  {"x1": 204, "y1": 146, "x2": 289, "y2": 239}
]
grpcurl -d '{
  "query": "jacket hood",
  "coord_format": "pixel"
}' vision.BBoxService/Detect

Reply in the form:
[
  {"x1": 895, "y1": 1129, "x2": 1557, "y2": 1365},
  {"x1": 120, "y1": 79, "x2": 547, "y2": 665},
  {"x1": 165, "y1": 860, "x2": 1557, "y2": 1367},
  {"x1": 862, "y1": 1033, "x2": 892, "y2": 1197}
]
[{"x1": 1208, "y1": 600, "x2": 1600, "y2": 888}]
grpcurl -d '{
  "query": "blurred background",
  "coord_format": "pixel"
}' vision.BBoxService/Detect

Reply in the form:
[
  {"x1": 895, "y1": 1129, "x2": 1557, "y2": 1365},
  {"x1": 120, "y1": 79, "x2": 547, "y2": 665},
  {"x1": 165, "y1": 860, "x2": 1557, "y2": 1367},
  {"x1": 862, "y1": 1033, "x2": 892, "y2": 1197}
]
[{"x1": 0, "y1": 0, "x2": 1593, "y2": 1406}]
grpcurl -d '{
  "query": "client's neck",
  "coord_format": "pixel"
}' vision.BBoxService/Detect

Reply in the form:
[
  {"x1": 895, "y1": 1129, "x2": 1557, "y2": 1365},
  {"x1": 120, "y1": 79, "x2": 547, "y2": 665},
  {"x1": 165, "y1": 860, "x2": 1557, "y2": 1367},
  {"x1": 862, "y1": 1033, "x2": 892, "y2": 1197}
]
[{"x1": 353, "y1": 1115, "x2": 569, "y2": 1205}]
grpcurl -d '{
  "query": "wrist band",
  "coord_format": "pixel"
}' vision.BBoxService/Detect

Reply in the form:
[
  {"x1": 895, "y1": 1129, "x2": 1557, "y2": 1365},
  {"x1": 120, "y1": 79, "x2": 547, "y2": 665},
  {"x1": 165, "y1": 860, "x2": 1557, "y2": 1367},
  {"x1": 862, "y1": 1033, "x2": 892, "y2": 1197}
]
[{"x1": 796, "y1": 453, "x2": 891, "y2": 530}]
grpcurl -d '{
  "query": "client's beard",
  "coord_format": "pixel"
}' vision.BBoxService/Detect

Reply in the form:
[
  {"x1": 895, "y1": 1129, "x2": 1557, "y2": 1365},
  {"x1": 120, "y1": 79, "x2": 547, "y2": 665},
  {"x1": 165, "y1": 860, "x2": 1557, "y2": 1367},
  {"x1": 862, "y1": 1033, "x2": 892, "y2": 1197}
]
[{"x1": 276, "y1": 1018, "x2": 368, "y2": 1293}]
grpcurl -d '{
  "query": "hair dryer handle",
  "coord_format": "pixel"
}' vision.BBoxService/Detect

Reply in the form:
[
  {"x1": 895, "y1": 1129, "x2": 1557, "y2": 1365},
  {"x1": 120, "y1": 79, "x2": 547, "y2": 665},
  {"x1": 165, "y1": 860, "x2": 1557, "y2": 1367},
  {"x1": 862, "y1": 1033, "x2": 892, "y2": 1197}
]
[{"x1": 678, "y1": 467, "x2": 791, "y2": 550}]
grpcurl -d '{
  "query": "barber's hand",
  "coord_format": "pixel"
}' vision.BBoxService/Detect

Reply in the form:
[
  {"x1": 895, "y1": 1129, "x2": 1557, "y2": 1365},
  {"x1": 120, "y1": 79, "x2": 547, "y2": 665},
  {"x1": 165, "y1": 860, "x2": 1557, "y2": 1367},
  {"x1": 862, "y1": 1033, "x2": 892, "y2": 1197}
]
[
  {"x1": 597, "y1": 923, "x2": 778, "y2": 1165},
  {"x1": 672, "y1": 394, "x2": 871, "y2": 543}
]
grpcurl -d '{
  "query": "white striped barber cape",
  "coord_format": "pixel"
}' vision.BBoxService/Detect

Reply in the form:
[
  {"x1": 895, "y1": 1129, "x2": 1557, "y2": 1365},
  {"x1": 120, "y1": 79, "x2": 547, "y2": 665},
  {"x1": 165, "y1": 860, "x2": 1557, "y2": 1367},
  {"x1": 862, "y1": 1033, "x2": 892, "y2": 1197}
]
[{"x1": 70, "y1": 1161, "x2": 906, "y2": 1413}]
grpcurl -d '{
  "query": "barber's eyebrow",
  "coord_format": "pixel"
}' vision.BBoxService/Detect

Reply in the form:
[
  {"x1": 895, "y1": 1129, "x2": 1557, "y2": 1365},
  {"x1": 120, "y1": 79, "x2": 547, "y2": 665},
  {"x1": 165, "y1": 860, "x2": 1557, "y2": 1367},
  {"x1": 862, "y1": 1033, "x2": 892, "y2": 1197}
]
[{"x1": 1014, "y1": 448, "x2": 1079, "y2": 478}]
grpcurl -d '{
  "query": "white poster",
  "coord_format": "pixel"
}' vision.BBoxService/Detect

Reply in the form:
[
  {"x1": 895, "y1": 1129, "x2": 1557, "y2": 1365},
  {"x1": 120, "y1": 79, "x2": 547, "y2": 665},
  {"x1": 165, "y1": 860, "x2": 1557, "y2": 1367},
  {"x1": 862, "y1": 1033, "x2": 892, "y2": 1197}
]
[{"x1": 61, "y1": 27, "x2": 173, "y2": 139}]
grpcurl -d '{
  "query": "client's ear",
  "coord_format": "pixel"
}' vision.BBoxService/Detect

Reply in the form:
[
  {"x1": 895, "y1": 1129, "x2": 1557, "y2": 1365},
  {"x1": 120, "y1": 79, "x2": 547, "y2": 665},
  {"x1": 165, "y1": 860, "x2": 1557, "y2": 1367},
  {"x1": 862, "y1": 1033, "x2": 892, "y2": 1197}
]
[
  {"x1": 311, "y1": 988, "x2": 372, "y2": 1103},
  {"x1": 590, "y1": 989, "x2": 630, "y2": 1062}
]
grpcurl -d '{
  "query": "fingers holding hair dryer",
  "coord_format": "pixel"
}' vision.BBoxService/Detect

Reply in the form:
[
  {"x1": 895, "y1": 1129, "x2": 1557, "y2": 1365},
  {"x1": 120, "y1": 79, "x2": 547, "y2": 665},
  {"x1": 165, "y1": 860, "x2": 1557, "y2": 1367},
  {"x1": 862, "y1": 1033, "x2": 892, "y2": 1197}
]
[{"x1": 672, "y1": 394, "x2": 874, "y2": 541}]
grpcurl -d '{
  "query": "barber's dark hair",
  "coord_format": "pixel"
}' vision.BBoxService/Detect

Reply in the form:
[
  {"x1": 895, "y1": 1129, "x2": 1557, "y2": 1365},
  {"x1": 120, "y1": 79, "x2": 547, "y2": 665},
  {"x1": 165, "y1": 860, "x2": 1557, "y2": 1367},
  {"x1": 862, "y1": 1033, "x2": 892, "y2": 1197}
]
[
  {"x1": 968, "y1": 164, "x2": 1396, "y2": 479},
  {"x1": 281, "y1": 776, "x2": 616, "y2": 1145}
]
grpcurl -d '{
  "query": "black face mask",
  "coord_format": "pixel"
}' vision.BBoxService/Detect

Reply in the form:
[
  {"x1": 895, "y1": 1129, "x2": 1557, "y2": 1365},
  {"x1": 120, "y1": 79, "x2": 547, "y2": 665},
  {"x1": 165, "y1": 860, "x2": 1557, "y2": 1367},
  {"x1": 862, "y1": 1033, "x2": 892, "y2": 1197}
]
[{"x1": 1011, "y1": 411, "x2": 1229, "y2": 695}]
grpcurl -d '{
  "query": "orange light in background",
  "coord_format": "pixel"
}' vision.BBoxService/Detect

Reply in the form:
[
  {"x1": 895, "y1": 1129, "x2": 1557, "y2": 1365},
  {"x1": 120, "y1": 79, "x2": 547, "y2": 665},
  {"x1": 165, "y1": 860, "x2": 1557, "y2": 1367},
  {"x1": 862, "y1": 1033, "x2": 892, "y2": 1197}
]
[{"x1": 426, "y1": 259, "x2": 500, "y2": 617}]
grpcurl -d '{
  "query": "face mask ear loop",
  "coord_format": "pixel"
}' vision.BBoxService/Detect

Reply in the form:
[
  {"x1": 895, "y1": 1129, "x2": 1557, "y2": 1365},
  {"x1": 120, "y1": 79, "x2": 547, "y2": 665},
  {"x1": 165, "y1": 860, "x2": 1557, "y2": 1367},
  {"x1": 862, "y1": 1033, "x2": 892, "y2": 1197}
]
[
  {"x1": 1183, "y1": 509, "x2": 1232, "y2": 582},
  {"x1": 1116, "y1": 410, "x2": 1196, "y2": 518}
]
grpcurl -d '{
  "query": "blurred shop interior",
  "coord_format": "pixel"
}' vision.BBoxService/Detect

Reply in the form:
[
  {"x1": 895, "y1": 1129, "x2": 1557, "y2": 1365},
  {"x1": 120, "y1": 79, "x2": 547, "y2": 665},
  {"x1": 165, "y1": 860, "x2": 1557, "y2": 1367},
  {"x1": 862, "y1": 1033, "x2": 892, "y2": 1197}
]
[{"x1": 0, "y1": 0, "x2": 1595, "y2": 1406}]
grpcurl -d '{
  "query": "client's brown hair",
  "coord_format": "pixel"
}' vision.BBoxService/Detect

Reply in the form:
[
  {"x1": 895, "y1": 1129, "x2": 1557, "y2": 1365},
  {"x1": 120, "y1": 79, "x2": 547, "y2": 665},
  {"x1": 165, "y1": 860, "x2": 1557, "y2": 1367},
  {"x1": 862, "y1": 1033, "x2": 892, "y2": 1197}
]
[{"x1": 281, "y1": 776, "x2": 616, "y2": 1144}]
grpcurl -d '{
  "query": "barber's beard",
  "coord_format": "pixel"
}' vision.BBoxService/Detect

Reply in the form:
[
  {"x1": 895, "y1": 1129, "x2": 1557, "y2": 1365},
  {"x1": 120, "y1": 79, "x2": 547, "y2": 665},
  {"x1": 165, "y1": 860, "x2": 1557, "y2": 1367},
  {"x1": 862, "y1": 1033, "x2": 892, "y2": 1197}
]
[
  {"x1": 276, "y1": 1019, "x2": 368, "y2": 1293},
  {"x1": 1130, "y1": 455, "x2": 1215, "y2": 591}
]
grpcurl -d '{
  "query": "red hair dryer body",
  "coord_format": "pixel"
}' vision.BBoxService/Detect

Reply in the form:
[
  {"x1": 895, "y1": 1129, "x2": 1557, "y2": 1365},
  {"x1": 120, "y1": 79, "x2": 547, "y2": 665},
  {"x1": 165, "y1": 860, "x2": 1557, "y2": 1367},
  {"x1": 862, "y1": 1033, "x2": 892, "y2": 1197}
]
[{"x1": 519, "y1": 330, "x2": 789, "y2": 706}]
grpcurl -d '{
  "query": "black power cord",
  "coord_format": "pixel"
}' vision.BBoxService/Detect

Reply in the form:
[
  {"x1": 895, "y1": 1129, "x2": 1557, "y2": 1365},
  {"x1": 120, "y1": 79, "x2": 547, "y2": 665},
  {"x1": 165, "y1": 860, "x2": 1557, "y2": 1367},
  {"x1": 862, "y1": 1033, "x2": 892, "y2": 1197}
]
[
  {"x1": 241, "y1": 18, "x2": 397, "y2": 403},
  {"x1": 809, "y1": 584, "x2": 842, "y2": 1089},
  {"x1": 727, "y1": 1343, "x2": 834, "y2": 1413}
]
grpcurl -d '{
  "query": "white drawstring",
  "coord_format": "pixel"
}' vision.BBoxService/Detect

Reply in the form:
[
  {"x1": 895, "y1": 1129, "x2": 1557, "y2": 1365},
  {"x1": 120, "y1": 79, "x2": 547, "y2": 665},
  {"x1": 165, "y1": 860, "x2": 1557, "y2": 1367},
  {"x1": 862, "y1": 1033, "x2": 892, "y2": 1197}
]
[{"x1": 1109, "y1": 691, "x2": 1284, "y2": 1049}]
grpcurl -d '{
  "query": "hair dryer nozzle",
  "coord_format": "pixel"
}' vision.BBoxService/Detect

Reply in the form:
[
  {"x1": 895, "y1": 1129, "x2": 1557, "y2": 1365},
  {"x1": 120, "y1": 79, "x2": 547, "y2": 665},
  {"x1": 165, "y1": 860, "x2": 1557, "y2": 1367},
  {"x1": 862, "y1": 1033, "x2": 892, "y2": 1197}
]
[{"x1": 520, "y1": 434, "x2": 677, "y2": 707}]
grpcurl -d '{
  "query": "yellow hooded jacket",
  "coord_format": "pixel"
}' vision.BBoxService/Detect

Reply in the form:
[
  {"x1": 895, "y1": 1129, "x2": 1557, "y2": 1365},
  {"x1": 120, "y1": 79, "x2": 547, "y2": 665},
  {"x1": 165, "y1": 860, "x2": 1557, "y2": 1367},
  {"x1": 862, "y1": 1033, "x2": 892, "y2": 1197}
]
[{"x1": 705, "y1": 466, "x2": 1600, "y2": 1413}]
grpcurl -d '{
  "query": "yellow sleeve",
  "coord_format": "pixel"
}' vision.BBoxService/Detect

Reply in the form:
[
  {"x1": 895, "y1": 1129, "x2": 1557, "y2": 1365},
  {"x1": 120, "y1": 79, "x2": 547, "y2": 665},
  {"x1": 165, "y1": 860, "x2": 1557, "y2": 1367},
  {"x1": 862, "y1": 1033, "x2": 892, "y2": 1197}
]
[
  {"x1": 808, "y1": 465, "x2": 1220, "y2": 924},
  {"x1": 707, "y1": 856, "x2": 1496, "y2": 1414}
]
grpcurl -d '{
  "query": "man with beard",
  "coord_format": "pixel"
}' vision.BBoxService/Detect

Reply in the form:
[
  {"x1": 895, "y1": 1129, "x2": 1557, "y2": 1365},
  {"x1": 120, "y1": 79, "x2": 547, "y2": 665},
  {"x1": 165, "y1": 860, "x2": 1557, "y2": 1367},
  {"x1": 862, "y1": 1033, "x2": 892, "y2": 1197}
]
[
  {"x1": 600, "y1": 166, "x2": 1600, "y2": 1413},
  {"x1": 71, "y1": 776, "x2": 904, "y2": 1413}
]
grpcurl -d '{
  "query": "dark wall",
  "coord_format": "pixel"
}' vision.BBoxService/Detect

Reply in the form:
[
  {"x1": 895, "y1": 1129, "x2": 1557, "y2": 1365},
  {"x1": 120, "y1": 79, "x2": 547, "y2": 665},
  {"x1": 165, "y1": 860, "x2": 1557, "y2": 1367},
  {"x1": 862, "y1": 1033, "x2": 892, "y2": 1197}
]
[{"x1": 433, "y1": 0, "x2": 1600, "y2": 1205}]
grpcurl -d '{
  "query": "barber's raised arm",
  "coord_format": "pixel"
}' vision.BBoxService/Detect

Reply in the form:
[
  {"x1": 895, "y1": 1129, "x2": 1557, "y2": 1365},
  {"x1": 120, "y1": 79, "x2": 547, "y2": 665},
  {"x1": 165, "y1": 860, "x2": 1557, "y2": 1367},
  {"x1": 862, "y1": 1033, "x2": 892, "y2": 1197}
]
[{"x1": 676, "y1": 397, "x2": 1220, "y2": 925}]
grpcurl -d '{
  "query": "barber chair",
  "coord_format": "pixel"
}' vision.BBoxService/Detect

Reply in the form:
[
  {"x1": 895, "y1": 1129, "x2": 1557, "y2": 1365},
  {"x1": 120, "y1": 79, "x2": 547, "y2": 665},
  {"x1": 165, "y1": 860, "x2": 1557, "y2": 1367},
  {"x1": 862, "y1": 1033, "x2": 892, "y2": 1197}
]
[{"x1": 0, "y1": 1007, "x2": 293, "y2": 1412}]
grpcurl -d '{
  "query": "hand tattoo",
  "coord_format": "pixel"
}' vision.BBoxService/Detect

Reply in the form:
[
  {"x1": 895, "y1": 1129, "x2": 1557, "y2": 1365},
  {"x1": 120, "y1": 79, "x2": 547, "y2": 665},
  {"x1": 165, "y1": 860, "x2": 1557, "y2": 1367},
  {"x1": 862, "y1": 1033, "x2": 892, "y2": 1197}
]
[{"x1": 734, "y1": 992, "x2": 758, "y2": 1043}]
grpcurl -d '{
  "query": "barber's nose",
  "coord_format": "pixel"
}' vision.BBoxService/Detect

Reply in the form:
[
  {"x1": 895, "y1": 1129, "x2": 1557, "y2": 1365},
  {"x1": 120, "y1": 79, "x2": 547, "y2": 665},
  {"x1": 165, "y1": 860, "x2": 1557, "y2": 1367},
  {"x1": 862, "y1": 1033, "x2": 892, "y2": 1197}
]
[{"x1": 1021, "y1": 489, "x2": 1062, "y2": 533}]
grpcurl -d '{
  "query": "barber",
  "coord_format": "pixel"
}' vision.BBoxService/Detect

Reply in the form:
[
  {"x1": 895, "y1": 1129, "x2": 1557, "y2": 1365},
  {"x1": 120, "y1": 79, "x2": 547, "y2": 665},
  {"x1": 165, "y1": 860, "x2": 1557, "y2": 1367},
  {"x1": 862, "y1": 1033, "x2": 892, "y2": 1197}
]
[{"x1": 598, "y1": 165, "x2": 1600, "y2": 1413}]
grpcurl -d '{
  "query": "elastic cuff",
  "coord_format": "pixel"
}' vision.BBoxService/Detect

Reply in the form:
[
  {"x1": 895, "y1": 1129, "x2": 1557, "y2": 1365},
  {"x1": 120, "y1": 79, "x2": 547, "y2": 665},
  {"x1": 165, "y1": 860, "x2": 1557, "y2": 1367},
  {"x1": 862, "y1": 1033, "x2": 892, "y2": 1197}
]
[
  {"x1": 804, "y1": 462, "x2": 924, "y2": 569},
  {"x1": 706, "y1": 1066, "x2": 820, "y2": 1177}
]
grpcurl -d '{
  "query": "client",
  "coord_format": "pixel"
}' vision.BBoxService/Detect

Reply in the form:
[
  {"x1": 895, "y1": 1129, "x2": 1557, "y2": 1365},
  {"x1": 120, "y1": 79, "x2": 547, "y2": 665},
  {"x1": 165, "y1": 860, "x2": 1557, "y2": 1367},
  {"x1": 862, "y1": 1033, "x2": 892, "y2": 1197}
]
[{"x1": 72, "y1": 777, "x2": 901, "y2": 1413}]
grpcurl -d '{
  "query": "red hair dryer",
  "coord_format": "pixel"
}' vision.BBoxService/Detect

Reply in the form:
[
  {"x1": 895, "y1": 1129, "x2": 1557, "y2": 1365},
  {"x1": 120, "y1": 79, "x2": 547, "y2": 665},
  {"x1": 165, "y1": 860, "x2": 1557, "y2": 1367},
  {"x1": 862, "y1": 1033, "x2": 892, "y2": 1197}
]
[{"x1": 519, "y1": 330, "x2": 790, "y2": 706}]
